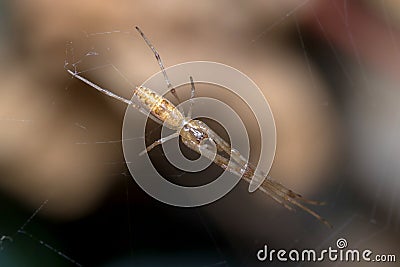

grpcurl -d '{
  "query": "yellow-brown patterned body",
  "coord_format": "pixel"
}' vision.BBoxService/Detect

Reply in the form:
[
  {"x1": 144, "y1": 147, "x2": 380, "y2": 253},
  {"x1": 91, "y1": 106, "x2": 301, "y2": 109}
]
[{"x1": 134, "y1": 86, "x2": 184, "y2": 129}]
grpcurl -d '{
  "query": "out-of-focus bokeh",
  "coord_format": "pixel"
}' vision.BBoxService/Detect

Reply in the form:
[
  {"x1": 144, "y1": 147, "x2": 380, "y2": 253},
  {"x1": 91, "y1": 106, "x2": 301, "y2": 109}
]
[{"x1": 0, "y1": 0, "x2": 399, "y2": 266}]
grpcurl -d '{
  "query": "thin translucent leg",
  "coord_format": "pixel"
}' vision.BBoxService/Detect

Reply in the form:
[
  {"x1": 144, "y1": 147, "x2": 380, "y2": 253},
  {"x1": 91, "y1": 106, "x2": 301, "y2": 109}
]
[
  {"x1": 64, "y1": 44, "x2": 165, "y2": 125},
  {"x1": 206, "y1": 127, "x2": 249, "y2": 167},
  {"x1": 206, "y1": 128, "x2": 327, "y2": 208},
  {"x1": 135, "y1": 26, "x2": 182, "y2": 106},
  {"x1": 66, "y1": 69, "x2": 131, "y2": 105},
  {"x1": 187, "y1": 76, "x2": 196, "y2": 119},
  {"x1": 184, "y1": 138, "x2": 293, "y2": 210},
  {"x1": 182, "y1": 137, "x2": 331, "y2": 227},
  {"x1": 65, "y1": 68, "x2": 164, "y2": 125},
  {"x1": 139, "y1": 132, "x2": 179, "y2": 156}
]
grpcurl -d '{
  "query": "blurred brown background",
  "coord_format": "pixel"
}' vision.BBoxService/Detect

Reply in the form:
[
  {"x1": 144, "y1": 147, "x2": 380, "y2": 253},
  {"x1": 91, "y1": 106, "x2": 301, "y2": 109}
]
[{"x1": 0, "y1": 0, "x2": 400, "y2": 266}]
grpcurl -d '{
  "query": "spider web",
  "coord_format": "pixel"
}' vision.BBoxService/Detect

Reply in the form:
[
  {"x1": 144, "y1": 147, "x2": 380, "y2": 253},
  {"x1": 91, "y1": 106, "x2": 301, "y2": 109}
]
[{"x1": 1, "y1": 0, "x2": 400, "y2": 266}]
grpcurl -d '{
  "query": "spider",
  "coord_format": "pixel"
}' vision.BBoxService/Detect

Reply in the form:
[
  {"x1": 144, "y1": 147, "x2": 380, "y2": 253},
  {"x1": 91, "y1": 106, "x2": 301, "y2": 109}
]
[{"x1": 65, "y1": 26, "x2": 331, "y2": 227}]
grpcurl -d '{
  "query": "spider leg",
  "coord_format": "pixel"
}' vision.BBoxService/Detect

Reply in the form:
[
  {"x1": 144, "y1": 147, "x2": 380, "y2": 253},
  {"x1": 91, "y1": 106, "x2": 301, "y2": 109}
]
[
  {"x1": 135, "y1": 26, "x2": 183, "y2": 109},
  {"x1": 182, "y1": 138, "x2": 293, "y2": 210},
  {"x1": 66, "y1": 68, "x2": 132, "y2": 105},
  {"x1": 254, "y1": 176, "x2": 332, "y2": 227},
  {"x1": 139, "y1": 132, "x2": 179, "y2": 156},
  {"x1": 206, "y1": 127, "x2": 248, "y2": 165},
  {"x1": 182, "y1": 136, "x2": 331, "y2": 227},
  {"x1": 65, "y1": 64, "x2": 165, "y2": 125},
  {"x1": 205, "y1": 127, "x2": 327, "y2": 205},
  {"x1": 187, "y1": 76, "x2": 196, "y2": 119}
]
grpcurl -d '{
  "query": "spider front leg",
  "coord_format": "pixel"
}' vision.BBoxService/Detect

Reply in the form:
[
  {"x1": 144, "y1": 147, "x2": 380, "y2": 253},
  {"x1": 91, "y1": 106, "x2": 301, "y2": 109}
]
[
  {"x1": 181, "y1": 137, "x2": 293, "y2": 210},
  {"x1": 204, "y1": 125, "x2": 248, "y2": 163},
  {"x1": 181, "y1": 136, "x2": 331, "y2": 227}
]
